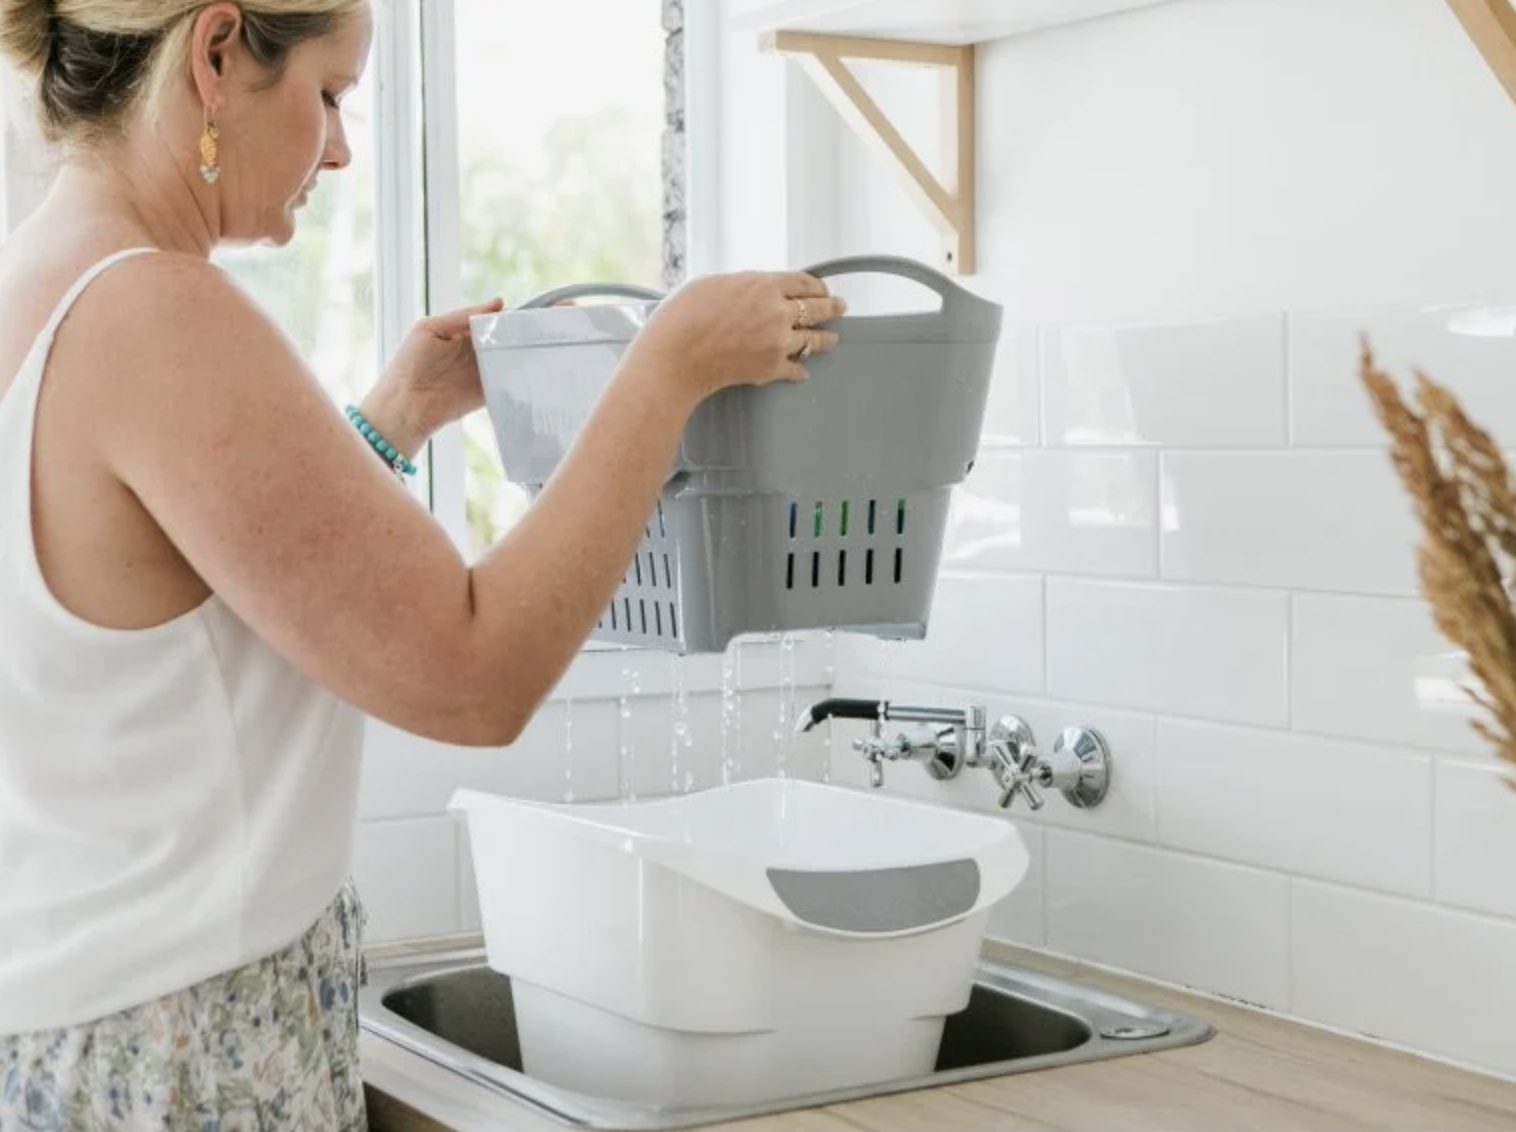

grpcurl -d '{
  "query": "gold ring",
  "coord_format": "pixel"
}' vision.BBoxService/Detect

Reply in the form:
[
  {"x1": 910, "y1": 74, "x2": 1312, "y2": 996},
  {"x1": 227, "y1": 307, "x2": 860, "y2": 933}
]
[{"x1": 794, "y1": 298, "x2": 810, "y2": 329}]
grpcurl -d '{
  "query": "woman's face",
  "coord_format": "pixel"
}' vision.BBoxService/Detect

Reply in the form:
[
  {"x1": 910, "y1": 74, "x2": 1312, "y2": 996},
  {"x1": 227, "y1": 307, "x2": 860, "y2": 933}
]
[{"x1": 219, "y1": 7, "x2": 374, "y2": 246}]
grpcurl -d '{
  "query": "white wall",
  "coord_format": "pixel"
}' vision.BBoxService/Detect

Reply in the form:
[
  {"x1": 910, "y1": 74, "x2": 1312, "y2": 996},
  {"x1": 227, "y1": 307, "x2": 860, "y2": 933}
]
[{"x1": 715, "y1": 0, "x2": 1516, "y2": 1081}]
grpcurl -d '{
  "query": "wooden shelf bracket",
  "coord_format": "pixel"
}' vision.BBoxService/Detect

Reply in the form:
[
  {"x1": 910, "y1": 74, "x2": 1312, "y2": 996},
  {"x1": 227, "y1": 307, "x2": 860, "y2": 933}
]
[
  {"x1": 761, "y1": 30, "x2": 976, "y2": 274},
  {"x1": 1445, "y1": 0, "x2": 1516, "y2": 107}
]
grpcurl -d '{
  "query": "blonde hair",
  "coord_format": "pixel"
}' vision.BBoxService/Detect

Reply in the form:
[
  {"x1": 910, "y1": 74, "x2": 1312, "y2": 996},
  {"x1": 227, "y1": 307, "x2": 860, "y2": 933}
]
[{"x1": 0, "y1": 0, "x2": 366, "y2": 145}]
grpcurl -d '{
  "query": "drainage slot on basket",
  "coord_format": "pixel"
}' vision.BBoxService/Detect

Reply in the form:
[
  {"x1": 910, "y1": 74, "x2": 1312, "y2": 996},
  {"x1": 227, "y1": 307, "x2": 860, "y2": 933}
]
[
  {"x1": 669, "y1": 603, "x2": 679, "y2": 640},
  {"x1": 897, "y1": 498, "x2": 907, "y2": 535},
  {"x1": 895, "y1": 547, "x2": 904, "y2": 585},
  {"x1": 811, "y1": 551, "x2": 820, "y2": 589},
  {"x1": 662, "y1": 553, "x2": 673, "y2": 589},
  {"x1": 789, "y1": 503, "x2": 797, "y2": 540},
  {"x1": 786, "y1": 554, "x2": 795, "y2": 591},
  {"x1": 655, "y1": 604, "x2": 663, "y2": 637},
  {"x1": 656, "y1": 500, "x2": 666, "y2": 539},
  {"x1": 868, "y1": 500, "x2": 877, "y2": 536},
  {"x1": 609, "y1": 605, "x2": 618, "y2": 631},
  {"x1": 814, "y1": 502, "x2": 824, "y2": 539},
  {"x1": 634, "y1": 556, "x2": 643, "y2": 586},
  {"x1": 841, "y1": 500, "x2": 850, "y2": 537},
  {"x1": 623, "y1": 598, "x2": 633, "y2": 630},
  {"x1": 838, "y1": 550, "x2": 847, "y2": 587},
  {"x1": 866, "y1": 548, "x2": 875, "y2": 585}
]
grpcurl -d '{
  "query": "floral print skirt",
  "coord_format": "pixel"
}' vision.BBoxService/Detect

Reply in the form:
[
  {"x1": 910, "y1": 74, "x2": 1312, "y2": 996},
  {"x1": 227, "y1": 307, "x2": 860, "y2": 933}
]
[{"x1": 0, "y1": 883, "x2": 367, "y2": 1132}]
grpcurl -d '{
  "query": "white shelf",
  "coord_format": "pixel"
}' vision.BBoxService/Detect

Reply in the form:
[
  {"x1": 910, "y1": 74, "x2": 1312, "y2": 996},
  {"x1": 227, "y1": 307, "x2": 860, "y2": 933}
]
[{"x1": 733, "y1": 0, "x2": 1176, "y2": 47}]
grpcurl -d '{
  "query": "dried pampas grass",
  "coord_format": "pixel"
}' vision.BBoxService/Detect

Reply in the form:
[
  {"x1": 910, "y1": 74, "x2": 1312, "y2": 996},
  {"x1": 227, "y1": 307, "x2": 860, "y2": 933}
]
[{"x1": 1361, "y1": 343, "x2": 1516, "y2": 779}]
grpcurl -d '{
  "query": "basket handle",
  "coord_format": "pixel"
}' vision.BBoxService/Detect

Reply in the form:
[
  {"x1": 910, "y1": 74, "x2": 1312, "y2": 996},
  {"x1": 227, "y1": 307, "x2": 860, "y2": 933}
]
[
  {"x1": 802, "y1": 254, "x2": 999, "y2": 332},
  {"x1": 514, "y1": 281, "x2": 664, "y2": 310}
]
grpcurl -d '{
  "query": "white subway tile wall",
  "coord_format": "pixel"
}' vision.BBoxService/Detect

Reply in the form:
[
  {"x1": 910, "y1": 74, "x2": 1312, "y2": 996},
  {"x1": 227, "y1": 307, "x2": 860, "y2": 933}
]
[
  {"x1": 1289, "y1": 301, "x2": 1516, "y2": 448},
  {"x1": 1159, "y1": 451, "x2": 1420, "y2": 594},
  {"x1": 943, "y1": 450, "x2": 1159, "y2": 578},
  {"x1": 1041, "y1": 315, "x2": 1287, "y2": 447},
  {"x1": 1291, "y1": 881, "x2": 1516, "y2": 1078},
  {"x1": 1045, "y1": 578, "x2": 1289, "y2": 726},
  {"x1": 829, "y1": 304, "x2": 1516, "y2": 1079}
]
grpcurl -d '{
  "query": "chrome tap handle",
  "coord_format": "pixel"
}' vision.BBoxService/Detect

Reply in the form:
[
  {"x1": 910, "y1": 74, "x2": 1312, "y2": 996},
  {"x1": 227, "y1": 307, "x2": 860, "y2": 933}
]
[
  {"x1": 851, "y1": 735, "x2": 901, "y2": 788},
  {"x1": 851, "y1": 739, "x2": 886, "y2": 788},
  {"x1": 996, "y1": 770, "x2": 1019, "y2": 809},
  {"x1": 994, "y1": 761, "x2": 1045, "y2": 810},
  {"x1": 852, "y1": 735, "x2": 909, "y2": 760},
  {"x1": 985, "y1": 716, "x2": 1046, "y2": 811}
]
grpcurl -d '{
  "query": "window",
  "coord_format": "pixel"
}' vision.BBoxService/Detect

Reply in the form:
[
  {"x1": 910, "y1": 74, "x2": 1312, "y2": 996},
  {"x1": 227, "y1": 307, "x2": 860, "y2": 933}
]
[{"x1": 449, "y1": 1, "x2": 668, "y2": 560}]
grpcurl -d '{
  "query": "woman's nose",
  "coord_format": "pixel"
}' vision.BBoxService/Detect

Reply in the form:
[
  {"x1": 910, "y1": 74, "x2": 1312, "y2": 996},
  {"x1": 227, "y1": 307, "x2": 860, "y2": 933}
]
[{"x1": 322, "y1": 122, "x2": 352, "y2": 171}]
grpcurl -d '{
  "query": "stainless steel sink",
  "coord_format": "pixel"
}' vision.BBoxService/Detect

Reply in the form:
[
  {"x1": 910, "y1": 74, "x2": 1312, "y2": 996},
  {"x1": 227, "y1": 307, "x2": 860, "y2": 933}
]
[{"x1": 360, "y1": 949, "x2": 1215, "y2": 1130}]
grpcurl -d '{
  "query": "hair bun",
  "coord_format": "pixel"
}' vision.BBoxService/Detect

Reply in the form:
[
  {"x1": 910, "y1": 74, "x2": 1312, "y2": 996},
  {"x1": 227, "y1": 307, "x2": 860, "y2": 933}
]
[{"x1": 0, "y1": 0, "x2": 53, "y2": 76}]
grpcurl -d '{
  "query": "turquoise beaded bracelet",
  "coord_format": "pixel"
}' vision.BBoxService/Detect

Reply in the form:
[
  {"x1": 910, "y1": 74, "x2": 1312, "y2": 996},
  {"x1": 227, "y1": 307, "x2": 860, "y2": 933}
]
[{"x1": 346, "y1": 405, "x2": 418, "y2": 477}]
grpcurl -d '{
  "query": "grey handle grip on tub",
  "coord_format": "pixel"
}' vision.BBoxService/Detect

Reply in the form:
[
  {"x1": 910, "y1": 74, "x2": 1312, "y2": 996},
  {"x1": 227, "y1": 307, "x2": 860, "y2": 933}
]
[
  {"x1": 515, "y1": 282, "x2": 665, "y2": 310},
  {"x1": 767, "y1": 859, "x2": 982, "y2": 934},
  {"x1": 802, "y1": 254, "x2": 1001, "y2": 338}
]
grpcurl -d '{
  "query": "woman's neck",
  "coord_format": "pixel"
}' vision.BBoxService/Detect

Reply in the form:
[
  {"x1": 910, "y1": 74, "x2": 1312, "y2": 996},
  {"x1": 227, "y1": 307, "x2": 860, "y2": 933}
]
[{"x1": 47, "y1": 135, "x2": 218, "y2": 259}]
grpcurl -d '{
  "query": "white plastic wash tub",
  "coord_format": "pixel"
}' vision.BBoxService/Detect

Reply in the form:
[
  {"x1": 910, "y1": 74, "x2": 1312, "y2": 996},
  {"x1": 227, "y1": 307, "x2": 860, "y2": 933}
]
[{"x1": 448, "y1": 778, "x2": 1029, "y2": 1109}]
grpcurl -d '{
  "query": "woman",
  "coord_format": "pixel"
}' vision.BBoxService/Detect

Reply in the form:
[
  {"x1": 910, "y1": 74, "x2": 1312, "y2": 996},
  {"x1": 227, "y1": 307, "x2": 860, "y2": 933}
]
[{"x1": 0, "y1": 1, "x2": 842, "y2": 1128}]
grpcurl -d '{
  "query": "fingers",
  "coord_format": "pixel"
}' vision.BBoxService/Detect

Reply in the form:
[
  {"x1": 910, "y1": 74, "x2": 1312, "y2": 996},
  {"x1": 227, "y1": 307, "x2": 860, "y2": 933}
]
[
  {"x1": 778, "y1": 271, "x2": 832, "y2": 300},
  {"x1": 425, "y1": 296, "x2": 506, "y2": 339},
  {"x1": 787, "y1": 328, "x2": 840, "y2": 360},
  {"x1": 790, "y1": 294, "x2": 848, "y2": 327}
]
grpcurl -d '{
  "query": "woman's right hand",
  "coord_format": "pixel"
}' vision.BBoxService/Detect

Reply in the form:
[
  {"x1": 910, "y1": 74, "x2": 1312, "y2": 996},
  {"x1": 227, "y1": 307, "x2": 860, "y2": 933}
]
[{"x1": 622, "y1": 271, "x2": 846, "y2": 407}]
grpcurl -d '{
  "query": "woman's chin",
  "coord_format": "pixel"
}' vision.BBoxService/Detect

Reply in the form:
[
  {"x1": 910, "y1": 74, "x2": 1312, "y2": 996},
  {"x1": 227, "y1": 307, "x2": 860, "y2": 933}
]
[{"x1": 264, "y1": 212, "x2": 300, "y2": 247}]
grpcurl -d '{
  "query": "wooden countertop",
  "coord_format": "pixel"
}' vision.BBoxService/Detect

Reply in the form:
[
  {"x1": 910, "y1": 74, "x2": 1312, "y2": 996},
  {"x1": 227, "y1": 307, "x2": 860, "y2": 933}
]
[{"x1": 365, "y1": 942, "x2": 1516, "y2": 1132}]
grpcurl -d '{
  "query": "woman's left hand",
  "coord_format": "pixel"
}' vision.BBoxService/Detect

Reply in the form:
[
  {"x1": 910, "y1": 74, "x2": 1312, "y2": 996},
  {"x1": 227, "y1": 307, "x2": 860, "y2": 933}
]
[{"x1": 361, "y1": 297, "x2": 506, "y2": 457}]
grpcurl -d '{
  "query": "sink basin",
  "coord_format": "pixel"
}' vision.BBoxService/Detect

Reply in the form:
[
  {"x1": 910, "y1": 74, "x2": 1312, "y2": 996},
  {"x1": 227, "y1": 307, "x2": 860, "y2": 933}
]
[
  {"x1": 360, "y1": 949, "x2": 1215, "y2": 1131},
  {"x1": 448, "y1": 780, "x2": 1033, "y2": 1105}
]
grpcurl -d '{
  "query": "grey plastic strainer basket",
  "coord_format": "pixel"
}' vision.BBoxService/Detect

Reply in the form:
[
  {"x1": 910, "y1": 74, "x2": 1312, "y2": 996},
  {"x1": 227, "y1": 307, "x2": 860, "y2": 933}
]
[{"x1": 472, "y1": 255, "x2": 1002, "y2": 653}]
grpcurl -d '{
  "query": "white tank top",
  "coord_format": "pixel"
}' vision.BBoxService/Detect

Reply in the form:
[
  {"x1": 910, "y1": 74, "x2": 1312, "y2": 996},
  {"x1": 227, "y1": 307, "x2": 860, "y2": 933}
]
[{"x1": 0, "y1": 248, "x2": 364, "y2": 1035}]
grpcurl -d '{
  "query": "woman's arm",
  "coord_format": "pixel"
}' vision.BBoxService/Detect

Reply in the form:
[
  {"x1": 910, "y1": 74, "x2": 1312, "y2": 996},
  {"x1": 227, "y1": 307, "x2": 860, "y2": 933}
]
[{"x1": 83, "y1": 255, "x2": 838, "y2": 746}]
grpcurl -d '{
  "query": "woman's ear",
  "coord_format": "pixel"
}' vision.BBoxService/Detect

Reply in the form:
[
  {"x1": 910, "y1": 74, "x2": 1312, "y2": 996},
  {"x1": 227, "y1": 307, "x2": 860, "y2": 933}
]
[{"x1": 188, "y1": 2, "x2": 245, "y2": 106}]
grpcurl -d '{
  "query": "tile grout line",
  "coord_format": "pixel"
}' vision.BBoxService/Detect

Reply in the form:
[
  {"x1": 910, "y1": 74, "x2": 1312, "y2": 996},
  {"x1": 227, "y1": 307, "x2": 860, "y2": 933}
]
[
  {"x1": 1155, "y1": 448, "x2": 1166, "y2": 581},
  {"x1": 1040, "y1": 574, "x2": 1050, "y2": 696},
  {"x1": 1428, "y1": 754, "x2": 1439, "y2": 904},
  {"x1": 1282, "y1": 311, "x2": 1294, "y2": 447},
  {"x1": 1035, "y1": 324, "x2": 1047, "y2": 448},
  {"x1": 1285, "y1": 874, "x2": 1296, "y2": 1012},
  {"x1": 1012, "y1": 825, "x2": 1513, "y2": 930},
  {"x1": 945, "y1": 564, "x2": 1417, "y2": 603},
  {"x1": 1284, "y1": 590, "x2": 1295, "y2": 731},
  {"x1": 1150, "y1": 716, "x2": 1164, "y2": 849}
]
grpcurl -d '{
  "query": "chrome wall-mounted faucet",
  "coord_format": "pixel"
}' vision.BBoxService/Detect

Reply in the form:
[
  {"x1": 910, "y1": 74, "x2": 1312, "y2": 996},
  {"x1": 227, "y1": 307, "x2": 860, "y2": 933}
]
[{"x1": 796, "y1": 698, "x2": 1112, "y2": 811}]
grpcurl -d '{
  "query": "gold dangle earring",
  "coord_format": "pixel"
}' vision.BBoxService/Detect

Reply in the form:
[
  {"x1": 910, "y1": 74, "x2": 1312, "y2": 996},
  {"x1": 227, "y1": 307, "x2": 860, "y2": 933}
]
[{"x1": 199, "y1": 110, "x2": 221, "y2": 185}]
